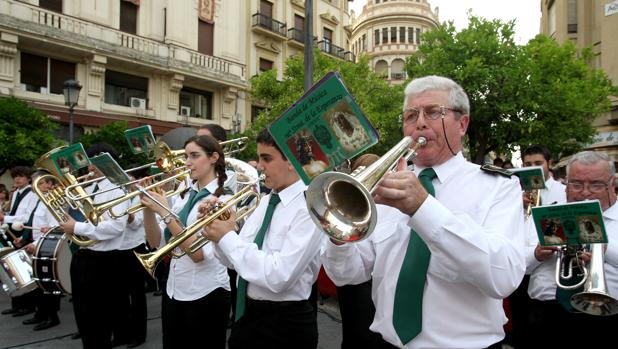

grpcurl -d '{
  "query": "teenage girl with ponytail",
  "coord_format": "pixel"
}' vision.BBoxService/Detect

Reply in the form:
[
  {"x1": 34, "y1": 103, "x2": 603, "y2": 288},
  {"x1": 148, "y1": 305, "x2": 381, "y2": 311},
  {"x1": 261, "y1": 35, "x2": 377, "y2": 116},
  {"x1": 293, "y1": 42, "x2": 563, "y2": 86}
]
[{"x1": 141, "y1": 135, "x2": 231, "y2": 349}]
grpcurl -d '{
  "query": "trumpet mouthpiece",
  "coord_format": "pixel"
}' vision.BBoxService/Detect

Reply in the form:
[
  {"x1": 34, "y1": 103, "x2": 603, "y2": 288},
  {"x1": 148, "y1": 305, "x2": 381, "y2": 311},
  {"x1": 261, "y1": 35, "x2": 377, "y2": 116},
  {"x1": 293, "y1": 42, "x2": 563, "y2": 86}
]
[{"x1": 416, "y1": 137, "x2": 427, "y2": 147}]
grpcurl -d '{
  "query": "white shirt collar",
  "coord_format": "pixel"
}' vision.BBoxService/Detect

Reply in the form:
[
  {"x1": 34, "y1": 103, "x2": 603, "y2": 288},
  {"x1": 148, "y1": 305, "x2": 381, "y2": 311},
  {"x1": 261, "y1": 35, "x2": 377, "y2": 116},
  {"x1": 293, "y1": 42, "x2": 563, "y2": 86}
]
[
  {"x1": 414, "y1": 152, "x2": 465, "y2": 184},
  {"x1": 190, "y1": 178, "x2": 219, "y2": 194},
  {"x1": 273, "y1": 179, "x2": 305, "y2": 207},
  {"x1": 603, "y1": 201, "x2": 618, "y2": 221}
]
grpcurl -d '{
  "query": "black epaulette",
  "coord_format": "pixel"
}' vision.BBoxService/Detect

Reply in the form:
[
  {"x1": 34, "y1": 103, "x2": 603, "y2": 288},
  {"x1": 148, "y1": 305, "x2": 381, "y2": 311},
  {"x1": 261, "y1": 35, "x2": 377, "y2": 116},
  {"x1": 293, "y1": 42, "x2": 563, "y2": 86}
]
[{"x1": 480, "y1": 164, "x2": 513, "y2": 178}]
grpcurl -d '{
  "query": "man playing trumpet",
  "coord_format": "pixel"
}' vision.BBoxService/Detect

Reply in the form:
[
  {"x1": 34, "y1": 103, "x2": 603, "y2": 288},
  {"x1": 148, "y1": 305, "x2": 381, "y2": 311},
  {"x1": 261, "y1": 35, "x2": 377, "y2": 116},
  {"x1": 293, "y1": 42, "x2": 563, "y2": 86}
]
[{"x1": 322, "y1": 76, "x2": 526, "y2": 349}]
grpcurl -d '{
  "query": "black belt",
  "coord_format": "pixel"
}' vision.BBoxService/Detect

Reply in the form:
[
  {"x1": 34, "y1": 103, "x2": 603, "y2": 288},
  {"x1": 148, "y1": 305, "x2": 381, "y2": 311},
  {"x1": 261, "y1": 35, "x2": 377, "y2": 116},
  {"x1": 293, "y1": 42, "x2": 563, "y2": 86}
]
[{"x1": 246, "y1": 298, "x2": 308, "y2": 311}]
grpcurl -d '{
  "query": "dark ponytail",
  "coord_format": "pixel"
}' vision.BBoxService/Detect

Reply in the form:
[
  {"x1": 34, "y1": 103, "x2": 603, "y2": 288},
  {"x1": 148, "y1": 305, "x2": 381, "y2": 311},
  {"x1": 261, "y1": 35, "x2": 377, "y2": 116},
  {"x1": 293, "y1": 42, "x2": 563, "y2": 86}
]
[{"x1": 184, "y1": 135, "x2": 227, "y2": 197}]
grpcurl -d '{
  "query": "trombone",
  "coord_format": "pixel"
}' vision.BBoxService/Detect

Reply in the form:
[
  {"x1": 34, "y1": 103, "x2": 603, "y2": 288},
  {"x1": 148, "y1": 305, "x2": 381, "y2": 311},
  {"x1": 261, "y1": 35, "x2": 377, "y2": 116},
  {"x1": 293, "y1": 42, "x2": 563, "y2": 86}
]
[
  {"x1": 525, "y1": 189, "x2": 541, "y2": 218},
  {"x1": 221, "y1": 137, "x2": 248, "y2": 157},
  {"x1": 305, "y1": 136, "x2": 426, "y2": 243},
  {"x1": 135, "y1": 184, "x2": 261, "y2": 278}
]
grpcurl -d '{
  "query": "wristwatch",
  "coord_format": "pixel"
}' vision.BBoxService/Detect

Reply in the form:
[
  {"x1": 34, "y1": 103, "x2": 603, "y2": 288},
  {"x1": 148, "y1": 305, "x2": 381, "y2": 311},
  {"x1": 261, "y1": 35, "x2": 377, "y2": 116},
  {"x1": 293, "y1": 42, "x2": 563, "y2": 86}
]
[{"x1": 163, "y1": 215, "x2": 174, "y2": 225}]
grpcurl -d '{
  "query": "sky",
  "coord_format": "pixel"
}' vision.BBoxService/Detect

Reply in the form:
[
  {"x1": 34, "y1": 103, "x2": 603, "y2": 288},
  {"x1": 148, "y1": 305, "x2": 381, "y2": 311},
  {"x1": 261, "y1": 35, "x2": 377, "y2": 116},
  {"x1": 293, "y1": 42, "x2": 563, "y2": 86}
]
[{"x1": 349, "y1": 0, "x2": 541, "y2": 45}]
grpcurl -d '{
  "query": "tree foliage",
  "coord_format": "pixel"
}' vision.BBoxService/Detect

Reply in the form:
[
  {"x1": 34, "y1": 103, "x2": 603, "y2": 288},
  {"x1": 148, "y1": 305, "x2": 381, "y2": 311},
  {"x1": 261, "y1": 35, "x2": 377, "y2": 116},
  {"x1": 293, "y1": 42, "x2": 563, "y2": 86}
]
[
  {"x1": 405, "y1": 15, "x2": 616, "y2": 163},
  {"x1": 236, "y1": 50, "x2": 404, "y2": 161},
  {"x1": 0, "y1": 97, "x2": 59, "y2": 175},
  {"x1": 77, "y1": 121, "x2": 148, "y2": 168}
]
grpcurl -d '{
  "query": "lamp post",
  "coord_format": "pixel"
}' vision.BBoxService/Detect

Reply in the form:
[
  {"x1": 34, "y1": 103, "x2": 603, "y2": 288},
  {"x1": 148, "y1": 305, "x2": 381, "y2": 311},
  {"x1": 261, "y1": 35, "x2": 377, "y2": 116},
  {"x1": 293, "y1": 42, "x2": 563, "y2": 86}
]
[{"x1": 63, "y1": 79, "x2": 82, "y2": 143}]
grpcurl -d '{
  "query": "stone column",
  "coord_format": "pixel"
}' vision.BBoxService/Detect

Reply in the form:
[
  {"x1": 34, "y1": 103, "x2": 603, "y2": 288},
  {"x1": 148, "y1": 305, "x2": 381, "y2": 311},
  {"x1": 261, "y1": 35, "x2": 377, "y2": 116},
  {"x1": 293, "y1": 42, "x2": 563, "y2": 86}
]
[
  {"x1": 0, "y1": 32, "x2": 18, "y2": 95},
  {"x1": 85, "y1": 55, "x2": 107, "y2": 111}
]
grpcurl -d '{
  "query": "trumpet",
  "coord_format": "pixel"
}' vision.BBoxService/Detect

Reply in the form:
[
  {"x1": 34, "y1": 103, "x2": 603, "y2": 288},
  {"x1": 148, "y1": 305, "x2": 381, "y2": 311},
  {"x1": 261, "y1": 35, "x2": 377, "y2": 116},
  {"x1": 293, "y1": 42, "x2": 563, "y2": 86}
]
[
  {"x1": 570, "y1": 243, "x2": 618, "y2": 316},
  {"x1": 221, "y1": 137, "x2": 249, "y2": 157},
  {"x1": 555, "y1": 244, "x2": 588, "y2": 290},
  {"x1": 305, "y1": 136, "x2": 426, "y2": 243},
  {"x1": 525, "y1": 189, "x2": 541, "y2": 218},
  {"x1": 135, "y1": 184, "x2": 261, "y2": 278}
]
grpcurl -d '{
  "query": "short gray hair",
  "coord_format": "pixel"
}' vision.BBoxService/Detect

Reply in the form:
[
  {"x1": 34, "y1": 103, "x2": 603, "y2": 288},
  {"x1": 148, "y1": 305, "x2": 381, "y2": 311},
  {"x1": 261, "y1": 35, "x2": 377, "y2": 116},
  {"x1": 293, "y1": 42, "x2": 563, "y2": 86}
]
[
  {"x1": 566, "y1": 151, "x2": 616, "y2": 180},
  {"x1": 403, "y1": 75, "x2": 470, "y2": 115}
]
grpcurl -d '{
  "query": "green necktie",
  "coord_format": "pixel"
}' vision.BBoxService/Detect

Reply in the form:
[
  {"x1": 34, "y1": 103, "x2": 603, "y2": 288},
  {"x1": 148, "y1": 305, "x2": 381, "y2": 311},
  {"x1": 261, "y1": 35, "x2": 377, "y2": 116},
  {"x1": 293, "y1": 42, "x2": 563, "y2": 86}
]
[
  {"x1": 164, "y1": 187, "x2": 210, "y2": 242},
  {"x1": 393, "y1": 168, "x2": 437, "y2": 344},
  {"x1": 235, "y1": 193, "x2": 281, "y2": 321}
]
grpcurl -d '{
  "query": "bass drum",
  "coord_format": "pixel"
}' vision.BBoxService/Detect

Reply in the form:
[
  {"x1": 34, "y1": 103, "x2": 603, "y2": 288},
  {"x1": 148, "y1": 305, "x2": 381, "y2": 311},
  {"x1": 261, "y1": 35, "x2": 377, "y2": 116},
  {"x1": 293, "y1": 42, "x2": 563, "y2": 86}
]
[
  {"x1": 32, "y1": 228, "x2": 72, "y2": 295},
  {"x1": 0, "y1": 248, "x2": 37, "y2": 296}
]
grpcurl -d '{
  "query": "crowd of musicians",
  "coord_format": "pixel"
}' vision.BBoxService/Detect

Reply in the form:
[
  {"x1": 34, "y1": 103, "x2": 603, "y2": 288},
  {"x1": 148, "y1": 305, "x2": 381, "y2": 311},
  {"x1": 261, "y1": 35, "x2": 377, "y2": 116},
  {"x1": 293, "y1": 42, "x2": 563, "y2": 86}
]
[{"x1": 1, "y1": 75, "x2": 618, "y2": 349}]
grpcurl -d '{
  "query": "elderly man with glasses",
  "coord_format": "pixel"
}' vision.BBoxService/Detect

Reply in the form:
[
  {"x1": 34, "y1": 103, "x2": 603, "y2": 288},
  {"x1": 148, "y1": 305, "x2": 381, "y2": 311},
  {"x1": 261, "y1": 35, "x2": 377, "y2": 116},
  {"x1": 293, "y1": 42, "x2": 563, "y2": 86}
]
[
  {"x1": 524, "y1": 151, "x2": 618, "y2": 348},
  {"x1": 322, "y1": 75, "x2": 526, "y2": 349}
]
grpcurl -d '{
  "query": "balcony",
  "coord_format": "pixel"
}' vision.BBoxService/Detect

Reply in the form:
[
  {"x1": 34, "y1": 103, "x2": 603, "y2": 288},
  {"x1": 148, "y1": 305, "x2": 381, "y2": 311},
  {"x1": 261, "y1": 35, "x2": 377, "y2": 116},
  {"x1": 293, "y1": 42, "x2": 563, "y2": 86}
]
[
  {"x1": 251, "y1": 13, "x2": 287, "y2": 40},
  {"x1": 391, "y1": 72, "x2": 406, "y2": 80},
  {"x1": 0, "y1": 0, "x2": 246, "y2": 86},
  {"x1": 287, "y1": 27, "x2": 304, "y2": 43},
  {"x1": 316, "y1": 40, "x2": 355, "y2": 62}
]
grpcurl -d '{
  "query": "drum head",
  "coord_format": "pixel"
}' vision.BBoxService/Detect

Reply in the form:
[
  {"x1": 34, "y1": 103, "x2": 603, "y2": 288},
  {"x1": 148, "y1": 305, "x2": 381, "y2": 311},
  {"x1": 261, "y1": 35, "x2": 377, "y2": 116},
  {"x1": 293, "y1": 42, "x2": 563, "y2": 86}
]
[{"x1": 54, "y1": 235, "x2": 72, "y2": 294}]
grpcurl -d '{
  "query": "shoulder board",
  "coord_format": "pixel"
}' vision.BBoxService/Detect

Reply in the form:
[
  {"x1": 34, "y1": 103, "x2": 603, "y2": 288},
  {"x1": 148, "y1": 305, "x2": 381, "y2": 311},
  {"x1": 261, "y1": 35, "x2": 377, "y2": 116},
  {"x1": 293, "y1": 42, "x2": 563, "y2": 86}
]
[{"x1": 480, "y1": 164, "x2": 513, "y2": 178}]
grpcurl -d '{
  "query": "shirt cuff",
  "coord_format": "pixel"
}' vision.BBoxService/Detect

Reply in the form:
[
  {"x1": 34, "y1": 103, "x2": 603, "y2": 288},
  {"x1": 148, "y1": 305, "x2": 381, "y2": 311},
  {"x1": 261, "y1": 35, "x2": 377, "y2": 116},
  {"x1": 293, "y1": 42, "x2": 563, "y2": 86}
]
[
  {"x1": 408, "y1": 195, "x2": 448, "y2": 243},
  {"x1": 3, "y1": 215, "x2": 15, "y2": 224},
  {"x1": 216, "y1": 230, "x2": 242, "y2": 256}
]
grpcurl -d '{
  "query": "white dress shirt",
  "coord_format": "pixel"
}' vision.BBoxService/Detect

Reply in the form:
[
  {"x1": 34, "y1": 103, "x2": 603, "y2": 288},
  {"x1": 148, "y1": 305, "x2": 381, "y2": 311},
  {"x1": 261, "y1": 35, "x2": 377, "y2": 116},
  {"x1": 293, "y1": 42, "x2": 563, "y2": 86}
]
[
  {"x1": 31, "y1": 196, "x2": 59, "y2": 243},
  {"x1": 214, "y1": 179, "x2": 323, "y2": 301},
  {"x1": 602, "y1": 202, "x2": 618, "y2": 298},
  {"x1": 3, "y1": 185, "x2": 39, "y2": 224},
  {"x1": 119, "y1": 196, "x2": 146, "y2": 250},
  {"x1": 161, "y1": 178, "x2": 231, "y2": 301},
  {"x1": 526, "y1": 178, "x2": 569, "y2": 299},
  {"x1": 73, "y1": 178, "x2": 129, "y2": 251},
  {"x1": 322, "y1": 153, "x2": 527, "y2": 349}
]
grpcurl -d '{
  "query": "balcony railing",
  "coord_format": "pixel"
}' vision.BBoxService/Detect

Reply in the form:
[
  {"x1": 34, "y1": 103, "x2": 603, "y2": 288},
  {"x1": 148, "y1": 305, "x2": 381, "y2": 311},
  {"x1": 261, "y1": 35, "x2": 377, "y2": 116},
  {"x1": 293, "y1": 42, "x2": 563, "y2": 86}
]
[
  {"x1": 252, "y1": 13, "x2": 287, "y2": 37},
  {"x1": 287, "y1": 28, "x2": 304, "y2": 42},
  {"x1": 2, "y1": 0, "x2": 245, "y2": 81},
  {"x1": 391, "y1": 72, "x2": 406, "y2": 80}
]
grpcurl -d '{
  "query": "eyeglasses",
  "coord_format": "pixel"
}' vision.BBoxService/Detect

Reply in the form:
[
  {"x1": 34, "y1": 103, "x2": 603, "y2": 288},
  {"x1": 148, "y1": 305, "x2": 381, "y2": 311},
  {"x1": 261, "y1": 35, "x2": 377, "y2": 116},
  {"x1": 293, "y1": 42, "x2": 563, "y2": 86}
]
[
  {"x1": 401, "y1": 105, "x2": 461, "y2": 125},
  {"x1": 566, "y1": 180, "x2": 610, "y2": 193}
]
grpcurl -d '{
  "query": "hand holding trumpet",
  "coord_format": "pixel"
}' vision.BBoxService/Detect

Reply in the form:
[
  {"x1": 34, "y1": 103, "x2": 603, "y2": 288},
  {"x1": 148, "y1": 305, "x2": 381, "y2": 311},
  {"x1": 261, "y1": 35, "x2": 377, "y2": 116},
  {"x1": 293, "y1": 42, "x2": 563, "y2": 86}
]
[
  {"x1": 373, "y1": 158, "x2": 429, "y2": 216},
  {"x1": 199, "y1": 197, "x2": 237, "y2": 243}
]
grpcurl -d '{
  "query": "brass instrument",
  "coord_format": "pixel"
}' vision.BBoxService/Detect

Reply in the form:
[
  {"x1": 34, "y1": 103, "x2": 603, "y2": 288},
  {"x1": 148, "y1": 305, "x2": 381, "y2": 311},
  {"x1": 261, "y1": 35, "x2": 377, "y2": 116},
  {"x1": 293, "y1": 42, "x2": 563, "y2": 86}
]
[
  {"x1": 305, "y1": 136, "x2": 427, "y2": 243},
  {"x1": 135, "y1": 184, "x2": 260, "y2": 278},
  {"x1": 220, "y1": 137, "x2": 248, "y2": 157},
  {"x1": 555, "y1": 244, "x2": 588, "y2": 290},
  {"x1": 525, "y1": 189, "x2": 541, "y2": 218},
  {"x1": 570, "y1": 243, "x2": 618, "y2": 316},
  {"x1": 33, "y1": 147, "x2": 98, "y2": 247}
]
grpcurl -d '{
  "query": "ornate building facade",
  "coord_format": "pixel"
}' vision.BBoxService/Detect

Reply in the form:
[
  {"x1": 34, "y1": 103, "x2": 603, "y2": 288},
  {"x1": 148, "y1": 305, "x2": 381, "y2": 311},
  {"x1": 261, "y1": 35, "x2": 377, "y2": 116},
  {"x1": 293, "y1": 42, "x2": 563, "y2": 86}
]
[
  {"x1": 350, "y1": 0, "x2": 439, "y2": 84},
  {"x1": 540, "y1": 0, "x2": 618, "y2": 165}
]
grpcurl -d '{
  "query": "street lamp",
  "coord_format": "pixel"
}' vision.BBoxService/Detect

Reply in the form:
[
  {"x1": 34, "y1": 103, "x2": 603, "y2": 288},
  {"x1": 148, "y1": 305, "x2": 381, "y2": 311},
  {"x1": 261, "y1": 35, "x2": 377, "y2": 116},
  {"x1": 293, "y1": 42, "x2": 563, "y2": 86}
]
[{"x1": 63, "y1": 79, "x2": 82, "y2": 143}]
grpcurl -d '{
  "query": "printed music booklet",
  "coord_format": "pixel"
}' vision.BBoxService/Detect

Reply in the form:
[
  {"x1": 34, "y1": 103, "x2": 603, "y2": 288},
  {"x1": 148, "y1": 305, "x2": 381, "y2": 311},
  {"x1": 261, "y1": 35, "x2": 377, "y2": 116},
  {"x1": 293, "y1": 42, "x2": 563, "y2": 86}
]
[
  {"x1": 49, "y1": 143, "x2": 90, "y2": 175},
  {"x1": 509, "y1": 166, "x2": 546, "y2": 191},
  {"x1": 268, "y1": 72, "x2": 379, "y2": 184},
  {"x1": 124, "y1": 125, "x2": 156, "y2": 155},
  {"x1": 531, "y1": 200, "x2": 607, "y2": 246}
]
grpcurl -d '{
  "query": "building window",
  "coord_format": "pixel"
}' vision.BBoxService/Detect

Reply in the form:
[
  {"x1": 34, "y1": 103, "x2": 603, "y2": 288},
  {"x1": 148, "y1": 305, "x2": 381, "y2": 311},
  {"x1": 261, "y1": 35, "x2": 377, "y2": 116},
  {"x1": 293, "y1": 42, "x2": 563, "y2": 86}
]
[
  {"x1": 198, "y1": 20, "x2": 214, "y2": 56},
  {"x1": 382, "y1": 28, "x2": 388, "y2": 43},
  {"x1": 260, "y1": 0, "x2": 273, "y2": 17},
  {"x1": 362, "y1": 34, "x2": 367, "y2": 50},
  {"x1": 20, "y1": 52, "x2": 75, "y2": 94},
  {"x1": 374, "y1": 29, "x2": 380, "y2": 45},
  {"x1": 323, "y1": 27, "x2": 333, "y2": 52},
  {"x1": 567, "y1": 0, "x2": 577, "y2": 33},
  {"x1": 399, "y1": 26, "x2": 405, "y2": 43},
  {"x1": 548, "y1": 0, "x2": 556, "y2": 36},
  {"x1": 416, "y1": 28, "x2": 421, "y2": 44},
  {"x1": 39, "y1": 0, "x2": 62, "y2": 12},
  {"x1": 120, "y1": 0, "x2": 138, "y2": 34},
  {"x1": 375, "y1": 0, "x2": 380, "y2": 3},
  {"x1": 408, "y1": 27, "x2": 414, "y2": 43},
  {"x1": 259, "y1": 58, "x2": 274, "y2": 72},
  {"x1": 104, "y1": 70, "x2": 148, "y2": 107},
  {"x1": 179, "y1": 87, "x2": 213, "y2": 120},
  {"x1": 390, "y1": 27, "x2": 397, "y2": 43},
  {"x1": 251, "y1": 105, "x2": 266, "y2": 122}
]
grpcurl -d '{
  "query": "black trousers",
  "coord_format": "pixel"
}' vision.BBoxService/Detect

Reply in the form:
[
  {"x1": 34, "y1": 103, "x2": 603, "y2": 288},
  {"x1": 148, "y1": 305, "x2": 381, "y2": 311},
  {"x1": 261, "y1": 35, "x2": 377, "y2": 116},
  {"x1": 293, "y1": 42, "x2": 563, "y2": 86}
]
[
  {"x1": 376, "y1": 337, "x2": 503, "y2": 349},
  {"x1": 71, "y1": 249, "x2": 125, "y2": 349},
  {"x1": 228, "y1": 298, "x2": 318, "y2": 349},
  {"x1": 30, "y1": 288, "x2": 60, "y2": 320},
  {"x1": 505, "y1": 274, "x2": 530, "y2": 348},
  {"x1": 337, "y1": 280, "x2": 381, "y2": 349},
  {"x1": 524, "y1": 298, "x2": 618, "y2": 347},
  {"x1": 162, "y1": 287, "x2": 230, "y2": 349},
  {"x1": 112, "y1": 245, "x2": 148, "y2": 343}
]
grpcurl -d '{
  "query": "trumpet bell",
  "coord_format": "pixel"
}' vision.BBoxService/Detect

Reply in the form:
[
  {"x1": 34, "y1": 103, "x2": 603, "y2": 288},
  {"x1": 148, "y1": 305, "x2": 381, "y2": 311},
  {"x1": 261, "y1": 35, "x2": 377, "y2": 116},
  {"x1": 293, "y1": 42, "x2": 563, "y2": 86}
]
[
  {"x1": 571, "y1": 292, "x2": 618, "y2": 316},
  {"x1": 305, "y1": 171, "x2": 376, "y2": 243}
]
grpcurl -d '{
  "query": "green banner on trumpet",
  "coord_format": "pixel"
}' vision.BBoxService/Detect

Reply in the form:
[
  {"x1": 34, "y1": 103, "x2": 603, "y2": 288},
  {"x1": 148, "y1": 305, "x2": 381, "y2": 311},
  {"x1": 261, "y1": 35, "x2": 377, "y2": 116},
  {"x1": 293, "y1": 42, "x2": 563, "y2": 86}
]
[
  {"x1": 89, "y1": 152, "x2": 131, "y2": 186},
  {"x1": 268, "y1": 72, "x2": 379, "y2": 184},
  {"x1": 125, "y1": 125, "x2": 156, "y2": 155},
  {"x1": 531, "y1": 200, "x2": 607, "y2": 246},
  {"x1": 49, "y1": 143, "x2": 90, "y2": 175},
  {"x1": 509, "y1": 166, "x2": 546, "y2": 191}
]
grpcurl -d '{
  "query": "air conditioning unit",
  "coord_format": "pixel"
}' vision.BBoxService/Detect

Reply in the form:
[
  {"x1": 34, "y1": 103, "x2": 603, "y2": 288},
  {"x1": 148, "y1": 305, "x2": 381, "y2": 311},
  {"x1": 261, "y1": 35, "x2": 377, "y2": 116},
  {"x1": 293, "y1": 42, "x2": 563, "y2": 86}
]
[
  {"x1": 130, "y1": 97, "x2": 147, "y2": 109},
  {"x1": 180, "y1": 106, "x2": 191, "y2": 117}
]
